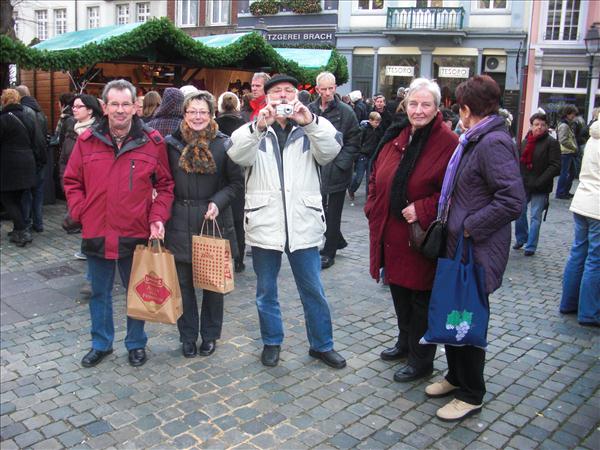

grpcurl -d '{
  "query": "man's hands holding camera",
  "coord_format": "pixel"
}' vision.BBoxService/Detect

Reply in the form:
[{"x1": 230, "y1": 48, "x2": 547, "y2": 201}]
[{"x1": 256, "y1": 99, "x2": 313, "y2": 132}]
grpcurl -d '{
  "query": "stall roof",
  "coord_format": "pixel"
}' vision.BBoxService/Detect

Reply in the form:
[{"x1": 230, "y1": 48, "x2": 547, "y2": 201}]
[
  {"x1": 1, "y1": 18, "x2": 347, "y2": 84},
  {"x1": 33, "y1": 23, "x2": 143, "y2": 51}
]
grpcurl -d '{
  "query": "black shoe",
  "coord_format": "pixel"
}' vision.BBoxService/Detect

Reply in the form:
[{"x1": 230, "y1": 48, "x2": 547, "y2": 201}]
[
  {"x1": 559, "y1": 309, "x2": 577, "y2": 315},
  {"x1": 309, "y1": 349, "x2": 346, "y2": 369},
  {"x1": 234, "y1": 261, "x2": 245, "y2": 273},
  {"x1": 555, "y1": 194, "x2": 573, "y2": 200},
  {"x1": 32, "y1": 226, "x2": 44, "y2": 233},
  {"x1": 393, "y1": 364, "x2": 433, "y2": 382},
  {"x1": 579, "y1": 321, "x2": 600, "y2": 328},
  {"x1": 198, "y1": 340, "x2": 216, "y2": 356},
  {"x1": 337, "y1": 239, "x2": 348, "y2": 250},
  {"x1": 10, "y1": 230, "x2": 29, "y2": 247},
  {"x1": 182, "y1": 342, "x2": 197, "y2": 358},
  {"x1": 261, "y1": 345, "x2": 280, "y2": 367},
  {"x1": 380, "y1": 345, "x2": 408, "y2": 361},
  {"x1": 128, "y1": 348, "x2": 147, "y2": 367},
  {"x1": 512, "y1": 242, "x2": 524, "y2": 250},
  {"x1": 347, "y1": 190, "x2": 355, "y2": 201},
  {"x1": 524, "y1": 250, "x2": 535, "y2": 256},
  {"x1": 321, "y1": 256, "x2": 335, "y2": 269},
  {"x1": 81, "y1": 348, "x2": 113, "y2": 368}
]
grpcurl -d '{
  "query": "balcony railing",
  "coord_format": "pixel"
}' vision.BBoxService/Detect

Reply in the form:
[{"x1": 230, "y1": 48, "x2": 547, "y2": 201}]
[{"x1": 386, "y1": 7, "x2": 465, "y2": 31}]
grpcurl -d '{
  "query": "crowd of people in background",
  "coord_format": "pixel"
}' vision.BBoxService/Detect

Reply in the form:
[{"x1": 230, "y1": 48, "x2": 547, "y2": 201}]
[{"x1": 1, "y1": 70, "x2": 598, "y2": 423}]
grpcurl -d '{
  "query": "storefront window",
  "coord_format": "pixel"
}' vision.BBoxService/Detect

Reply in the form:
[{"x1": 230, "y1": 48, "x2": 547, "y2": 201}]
[
  {"x1": 538, "y1": 92, "x2": 586, "y2": 127},
  {"x1": 353, "y1": 55, "x2": 375, "y2": 99},
  {"x1": 377, "y1": 55, "x2": 420, "y2": 100},
  {"x1": 433, "y1": 56, "x2": 477, "y2": 108}
]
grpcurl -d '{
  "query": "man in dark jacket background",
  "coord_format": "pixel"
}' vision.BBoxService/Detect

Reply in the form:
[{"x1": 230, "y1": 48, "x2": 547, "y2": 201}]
[
  {"x1": 15, "y1": 85, "x2": 50, "y2": 233},
  {"x1": 309, "y1": 72, "x2": 360, "y2": 269},
  {"x1": 64, "y1": 79, "x2": 174, "y2": 369}
]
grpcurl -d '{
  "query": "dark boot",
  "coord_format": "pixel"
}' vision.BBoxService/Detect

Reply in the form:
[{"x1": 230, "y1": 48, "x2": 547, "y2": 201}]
[{"x1": 11, "y1": 230, "x2": 28, "y2": 247}]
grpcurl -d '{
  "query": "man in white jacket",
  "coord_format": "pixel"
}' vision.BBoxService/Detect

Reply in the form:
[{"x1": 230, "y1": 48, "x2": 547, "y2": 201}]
[{"x1": 228, "y1": 74, "x2": 346, "y2": 369}]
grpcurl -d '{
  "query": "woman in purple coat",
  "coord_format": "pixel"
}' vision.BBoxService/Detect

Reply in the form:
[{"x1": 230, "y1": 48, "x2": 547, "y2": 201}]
[{"x1": 425, "y1": 76, "x2": 525, "y2": 421}]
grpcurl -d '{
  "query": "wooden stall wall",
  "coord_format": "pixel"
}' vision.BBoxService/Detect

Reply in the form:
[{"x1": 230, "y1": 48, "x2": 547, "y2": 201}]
[{"x1": 19, "y1": 69, "x2": 72, "y2": 131}]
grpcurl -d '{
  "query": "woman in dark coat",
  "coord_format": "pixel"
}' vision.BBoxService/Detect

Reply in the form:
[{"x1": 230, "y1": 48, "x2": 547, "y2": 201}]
[
  {"x1": 514, "y1": 112, "x2": 561, "y2": 256},
  {"x1": 215, "y1": 92, "x2": 247, "y2": 272},
  {"x1": 0, "y1": 89, "x2": 37, "y2": 247},
  {"x1": 165, "y1": 90, "x2": 243, "y2": 358},
  {"x1": 425, "y1": 75, "x2": 524, "y2": 422},
  {"x1": 365, "y1": 78, "x2": 458, "y2": 383}
]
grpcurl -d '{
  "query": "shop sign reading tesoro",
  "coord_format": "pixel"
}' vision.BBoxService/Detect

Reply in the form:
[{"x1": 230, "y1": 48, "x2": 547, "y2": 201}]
[
  {"x1": 385, "y1": 66, "x2": 415, "y2": 77},
  {"x1": 438, "y1": 67, "x2": 470, "y2": 78}
]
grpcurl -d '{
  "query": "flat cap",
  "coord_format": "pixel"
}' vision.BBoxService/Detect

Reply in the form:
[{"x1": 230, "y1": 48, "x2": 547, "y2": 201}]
[{"x1": 264, "y1": 74, "x2": 299, "y2": 92}]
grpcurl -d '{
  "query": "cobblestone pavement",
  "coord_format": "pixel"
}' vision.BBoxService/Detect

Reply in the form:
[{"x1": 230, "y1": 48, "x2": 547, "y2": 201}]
[{"x1": 1, "y1": 192, "x2": 599, "y2": 450}]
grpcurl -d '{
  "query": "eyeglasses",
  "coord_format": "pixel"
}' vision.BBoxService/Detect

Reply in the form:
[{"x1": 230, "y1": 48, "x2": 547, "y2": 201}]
[
  {"x1": 269, "y1": 87, "x2": 296, "y2": 94},
  {"x1": 185, "y1": 110, "x2": 211, "y2": 117},
  {"x1": 107, "y1": 102, "x2": 134, "y2": 110},
  {"x1": 71, "y1": 104, "x2": 87, "y2": 110}
]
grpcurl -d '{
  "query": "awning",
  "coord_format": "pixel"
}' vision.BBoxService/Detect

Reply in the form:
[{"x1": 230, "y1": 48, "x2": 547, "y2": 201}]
[
  {"x1": 193, "y1": 32, "x2": 251, "y2": 48},
  {"x1": 33, "y1": 23, "x2": 143, "y2": 51},
  {"x1": 273, "y1": 48, "x2": 333, "y2": 70}
]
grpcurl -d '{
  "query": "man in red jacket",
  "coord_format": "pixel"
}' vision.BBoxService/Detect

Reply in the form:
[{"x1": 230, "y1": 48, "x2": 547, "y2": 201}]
[
  {"x1": 249, "y1": 72, "x2": 271, "y2": 120},
  {"x1": 64, "y1": 79, "x2": 174, "y2": 368}
]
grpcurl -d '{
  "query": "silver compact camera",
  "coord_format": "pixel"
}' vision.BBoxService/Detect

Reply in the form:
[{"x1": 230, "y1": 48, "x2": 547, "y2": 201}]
[{"x1": 276, "y1": 103, "x2": 294, "y2": 117}]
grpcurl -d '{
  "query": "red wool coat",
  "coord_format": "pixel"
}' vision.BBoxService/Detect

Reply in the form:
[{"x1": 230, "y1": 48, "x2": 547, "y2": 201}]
[{"x1": 365, "y1": 113, "x2": 458, "y2": 291}]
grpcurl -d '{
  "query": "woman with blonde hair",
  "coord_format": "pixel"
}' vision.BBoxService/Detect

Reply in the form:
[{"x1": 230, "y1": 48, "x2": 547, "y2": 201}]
[
  {"x1": 164, "y1": 90, "x2": 243, "y2": 358},
  {"x1": 0, "y1": 89, "x2": 37, "y2": 246}
]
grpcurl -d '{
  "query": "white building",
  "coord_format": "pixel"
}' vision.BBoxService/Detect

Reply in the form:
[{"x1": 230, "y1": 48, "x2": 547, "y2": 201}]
[{"x1": 13, "y1": 0, "x2": 168, "y2": 45}]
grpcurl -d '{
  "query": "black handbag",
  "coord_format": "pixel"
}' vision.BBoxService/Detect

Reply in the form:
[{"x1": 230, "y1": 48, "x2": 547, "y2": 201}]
[{"x1": 409, "y1": 219, "x2": 447, "y2": 260}]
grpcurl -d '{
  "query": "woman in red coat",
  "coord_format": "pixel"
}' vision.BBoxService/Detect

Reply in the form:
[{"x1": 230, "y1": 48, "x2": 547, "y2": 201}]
[{"x1": 365, "y1": 78, "x2": 458, "y2": 383}]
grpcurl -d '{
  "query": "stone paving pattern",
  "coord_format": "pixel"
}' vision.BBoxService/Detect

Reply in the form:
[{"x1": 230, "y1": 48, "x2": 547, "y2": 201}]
[{"x1": 1, "y1": 191, "x2": 599, "y2": 449}]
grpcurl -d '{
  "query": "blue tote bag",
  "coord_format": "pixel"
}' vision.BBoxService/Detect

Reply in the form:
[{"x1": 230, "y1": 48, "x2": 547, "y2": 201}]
[{"x1": 420, "y1": 234, "x2": 489, "y2": 349}]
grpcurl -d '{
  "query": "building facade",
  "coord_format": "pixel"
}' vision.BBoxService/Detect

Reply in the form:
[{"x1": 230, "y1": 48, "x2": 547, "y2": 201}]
[
  {"x1": 165, "y1": 0, "x2": 238, "y2": 36},
  {"x1": 336, "y1": 0, "x2": 530, "y2": 126},
  {"x1": 521, "y1": 0, "x2": 599, "y2": 131},
  {"x1": 13, "y1": 0, "x2": 167, "y2": 45},
  {"x1": 235, "y1": 0, "x2": 338, "y2": 49}
]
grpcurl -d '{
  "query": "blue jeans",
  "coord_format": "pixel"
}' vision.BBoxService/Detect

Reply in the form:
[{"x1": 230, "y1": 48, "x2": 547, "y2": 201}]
[
  {"x1": 252, "y1": 246, "x2": 334, "y2": 351},
  {"x1": 349, "y1": 155, "x2": 368, "y2": 194},
  {"x1": 556, "y1": 153, "x2": 576, "y2": 197},
  {"x1": 87, "y1": 255, "x2": 147, "y2": 351},
  {"x1": 514, "y1": 192, "x2": 547, "y2": 252},
  {"x1": 22, "y1": 166, "x2": 46, "y2": 231},
  {"x1": 560, "y1": 213, "x2": 600, "y2": 324}
]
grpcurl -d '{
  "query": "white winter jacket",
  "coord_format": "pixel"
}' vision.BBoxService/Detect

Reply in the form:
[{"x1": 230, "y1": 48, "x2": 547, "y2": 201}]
[
  {"x1": 228, "y1": 116, "x2": 341, "y2": 252},
  {"x1": 570, "y1": 120, "x2": 600, "y2": 220}
]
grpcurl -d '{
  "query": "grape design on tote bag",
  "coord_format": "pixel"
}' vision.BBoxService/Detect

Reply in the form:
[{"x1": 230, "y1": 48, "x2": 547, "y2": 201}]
[{"x1": 445, "y1": 310, "x2": 473, "y2": 342}]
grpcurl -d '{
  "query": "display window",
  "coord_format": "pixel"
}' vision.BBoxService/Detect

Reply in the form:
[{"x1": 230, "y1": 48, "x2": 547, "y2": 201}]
[
  {"x1": 377, "y1": 55, "x2": 420, "y2": 100},
  {"x1": 432, "y1": 56, "x2": 477, "y2": 107}
]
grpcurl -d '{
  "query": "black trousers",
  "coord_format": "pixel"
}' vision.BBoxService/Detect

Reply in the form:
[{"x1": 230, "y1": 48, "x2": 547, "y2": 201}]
[
  {"x1": 390, "y1": 284, "x2": 436, "y2": 371},
  {"x1": 231, "y1": 194, "x2": 245, "y2": 263},
  {"x1": 0, "y1": 190, "x2": 27, "y2": 231},
  {"x1": 321, "y1": 190, "x2": 347, "y2": 258},
  {"x1": 175, "y1": 261, "x2": 224, "y2": 343},
  {"x1": 445, "y1": 345, "x2": 486, "y2": 405}
]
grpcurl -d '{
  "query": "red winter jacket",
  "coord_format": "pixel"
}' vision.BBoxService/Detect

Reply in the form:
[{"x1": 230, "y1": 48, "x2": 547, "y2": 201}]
[
  {"x1": 365, "y1": 113, "x2": 457, "y2": 290},
  {"x1": 64, "y1": 117, "x2": 174, "y2": 260}
]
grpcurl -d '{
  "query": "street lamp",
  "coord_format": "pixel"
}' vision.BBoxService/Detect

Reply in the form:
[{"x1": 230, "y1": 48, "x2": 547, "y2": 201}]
[{"x1": 583, "y1": 25, "x2": 600, "y2": 121}]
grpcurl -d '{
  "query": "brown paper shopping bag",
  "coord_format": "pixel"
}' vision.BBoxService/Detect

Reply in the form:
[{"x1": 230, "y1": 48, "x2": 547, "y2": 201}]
[
  {"x1": 127, "y1": 240, "x2": 183, "y2": 324},
  {"x1": 192, "y1": 220, "x2": 234, "y2": 294}
]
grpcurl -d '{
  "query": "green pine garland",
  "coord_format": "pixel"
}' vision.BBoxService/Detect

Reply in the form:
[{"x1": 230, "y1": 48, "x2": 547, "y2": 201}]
[{"x1": 0, "y1": 17, "x2": 347, "y2": 85}]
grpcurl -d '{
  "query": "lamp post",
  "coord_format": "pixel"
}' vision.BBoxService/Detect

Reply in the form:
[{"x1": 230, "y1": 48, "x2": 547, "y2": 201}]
[{"x1": 584, "y1": 25, "x2": 600, "y2": 121}]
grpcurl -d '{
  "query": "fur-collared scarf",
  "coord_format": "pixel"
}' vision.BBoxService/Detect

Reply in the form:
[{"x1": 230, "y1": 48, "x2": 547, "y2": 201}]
[{"x1": 179, "y1": 119, "x2": 218, "y2": 174}]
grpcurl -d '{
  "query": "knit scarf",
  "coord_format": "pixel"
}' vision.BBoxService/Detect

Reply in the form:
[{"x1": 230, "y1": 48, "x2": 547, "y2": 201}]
[
  {"x1": 389, "y1": 118, "x2": 436, "y2": 220},
  {"x1": 437, "y1": 114, "x2": 497, "y2": 221},
  {"x1": 74, "y1": 117, "x2": 95, "y2": 135},
  {"x1": 178, "y1": 119, "x2": 218, "y2": 174},
  {"x1": 520, "y1": 131, "x2": 543, "y2": 170},
  {"x1": 250, "y1": 95, "x2": 266, "y2": 120}
]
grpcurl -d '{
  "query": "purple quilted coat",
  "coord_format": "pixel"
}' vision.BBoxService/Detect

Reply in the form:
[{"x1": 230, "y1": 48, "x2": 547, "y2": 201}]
[{"x1": 445, "y1": 115, "x2": 525, "y2": 294}]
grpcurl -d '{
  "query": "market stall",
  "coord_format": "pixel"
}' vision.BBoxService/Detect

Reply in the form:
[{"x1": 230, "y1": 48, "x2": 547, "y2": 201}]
[{"x1": 0, "y1": 17, "x2": 348, "y2": 128}]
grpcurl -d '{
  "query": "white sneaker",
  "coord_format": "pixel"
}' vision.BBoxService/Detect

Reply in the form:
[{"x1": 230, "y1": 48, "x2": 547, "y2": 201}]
[
  {"x1": 436, "y1": 399, "x2": 482, "y2": 422},
  {"x1": 74, "y1": 251, "x2": 87, "y2": 260},
  {"x1": 425, "y1": 379, "x2": 458, "y2": 398}
]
